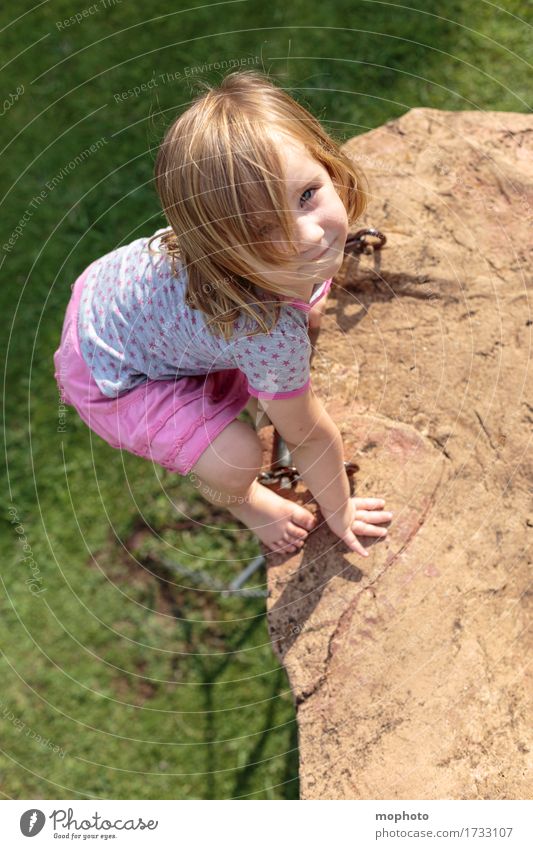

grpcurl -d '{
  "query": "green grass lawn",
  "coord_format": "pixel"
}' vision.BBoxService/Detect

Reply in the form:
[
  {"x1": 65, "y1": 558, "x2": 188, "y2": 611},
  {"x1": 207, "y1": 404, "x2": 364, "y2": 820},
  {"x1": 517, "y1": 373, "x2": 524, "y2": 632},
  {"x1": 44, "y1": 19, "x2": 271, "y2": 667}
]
[{"x1": 1, "y1": 0, "x2": 530, "y2": 799}]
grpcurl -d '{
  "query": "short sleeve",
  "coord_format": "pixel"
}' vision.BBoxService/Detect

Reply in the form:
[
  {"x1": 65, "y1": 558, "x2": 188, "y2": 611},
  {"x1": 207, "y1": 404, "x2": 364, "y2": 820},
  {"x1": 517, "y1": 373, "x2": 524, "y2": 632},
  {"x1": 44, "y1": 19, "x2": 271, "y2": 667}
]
[{"x1": 229, "y1": 306, "x2": 312, "y2": 399}]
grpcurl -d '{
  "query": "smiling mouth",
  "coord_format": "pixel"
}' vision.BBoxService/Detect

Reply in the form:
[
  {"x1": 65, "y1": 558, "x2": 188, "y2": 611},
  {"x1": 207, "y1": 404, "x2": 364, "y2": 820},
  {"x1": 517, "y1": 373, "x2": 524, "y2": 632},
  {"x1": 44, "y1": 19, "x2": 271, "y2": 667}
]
[
  {"x1": 310, "y1": 235, "x2": 339, "y2": 260},
  {"x1": 309, "y1": 241, "x2": 331, "y2": 261}
]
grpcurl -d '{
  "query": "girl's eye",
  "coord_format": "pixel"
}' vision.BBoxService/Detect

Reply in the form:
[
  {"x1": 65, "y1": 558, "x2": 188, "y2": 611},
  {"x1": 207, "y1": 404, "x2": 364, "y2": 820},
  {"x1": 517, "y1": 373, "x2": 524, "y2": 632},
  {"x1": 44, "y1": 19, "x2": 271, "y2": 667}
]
[{"x1": 300, "y1": 187, "x2": 318, "y2": 208}]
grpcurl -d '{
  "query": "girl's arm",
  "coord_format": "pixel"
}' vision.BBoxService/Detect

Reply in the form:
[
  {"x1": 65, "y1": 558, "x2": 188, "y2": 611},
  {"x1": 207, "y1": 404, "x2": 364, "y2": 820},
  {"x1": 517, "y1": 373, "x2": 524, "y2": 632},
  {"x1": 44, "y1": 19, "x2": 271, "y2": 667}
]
[
  {"x1": 259, "y1": 387, "x2": 351, "y2": 516},
  {"x1": 246, "y1": 390, "x2": 345, "y2": 508},
  {"x1": 308, "y1": 286, "x2": 329, "y2": 354},
  {"x1": 308, "y1": 291, "x2": 328, "y2": 330},
  {"x1": 259, "y1": 388, "x2": 392, "y2": 555}
]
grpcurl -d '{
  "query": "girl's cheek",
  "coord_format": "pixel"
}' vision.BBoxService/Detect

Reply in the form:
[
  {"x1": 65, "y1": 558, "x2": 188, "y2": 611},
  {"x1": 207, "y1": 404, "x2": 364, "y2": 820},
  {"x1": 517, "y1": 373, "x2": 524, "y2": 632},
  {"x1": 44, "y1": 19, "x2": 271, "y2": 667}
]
[{"x1": 333, "y1": 191, "x2": 350, "y2": 229}]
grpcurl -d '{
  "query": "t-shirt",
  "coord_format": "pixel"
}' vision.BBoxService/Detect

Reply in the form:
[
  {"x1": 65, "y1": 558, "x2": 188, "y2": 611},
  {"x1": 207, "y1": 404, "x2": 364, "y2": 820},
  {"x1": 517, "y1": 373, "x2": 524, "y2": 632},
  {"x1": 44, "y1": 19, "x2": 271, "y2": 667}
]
[{"x1": 77, "y1": 228, "x2": 332, "y2": 401}]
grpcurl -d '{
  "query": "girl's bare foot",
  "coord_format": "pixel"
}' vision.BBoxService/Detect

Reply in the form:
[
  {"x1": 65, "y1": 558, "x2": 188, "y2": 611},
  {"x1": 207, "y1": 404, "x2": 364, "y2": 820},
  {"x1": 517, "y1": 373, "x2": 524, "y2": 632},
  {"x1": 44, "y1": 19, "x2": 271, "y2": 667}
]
[{"x1": 227, "y1": 479, "x2": 317, "y2": 553}]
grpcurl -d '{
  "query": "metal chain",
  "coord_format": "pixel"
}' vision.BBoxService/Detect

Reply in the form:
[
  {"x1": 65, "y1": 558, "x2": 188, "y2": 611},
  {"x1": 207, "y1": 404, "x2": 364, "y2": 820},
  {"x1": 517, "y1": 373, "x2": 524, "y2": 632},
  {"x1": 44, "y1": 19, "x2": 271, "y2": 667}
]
[
  {"x1": 344, "y1": 227, "x2": 387, "y2": 255},
  {"x1": 146, "y1": 553, "x2": 268, "y2": 598}
]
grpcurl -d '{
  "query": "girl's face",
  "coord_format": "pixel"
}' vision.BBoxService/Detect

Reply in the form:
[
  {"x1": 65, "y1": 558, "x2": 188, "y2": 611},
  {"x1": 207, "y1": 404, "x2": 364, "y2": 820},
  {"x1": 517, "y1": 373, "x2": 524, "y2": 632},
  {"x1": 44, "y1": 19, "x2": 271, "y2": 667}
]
[{"x1": 247, "y1": 134, "x2": 349, "y2": 295}]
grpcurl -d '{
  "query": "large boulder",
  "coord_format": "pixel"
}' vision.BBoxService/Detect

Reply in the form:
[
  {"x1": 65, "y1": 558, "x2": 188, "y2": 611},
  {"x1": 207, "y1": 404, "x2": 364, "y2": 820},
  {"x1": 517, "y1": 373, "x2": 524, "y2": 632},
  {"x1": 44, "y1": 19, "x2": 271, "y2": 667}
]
[{"x1": 260, "y1": 108, "x2": 532, "y2": 799}]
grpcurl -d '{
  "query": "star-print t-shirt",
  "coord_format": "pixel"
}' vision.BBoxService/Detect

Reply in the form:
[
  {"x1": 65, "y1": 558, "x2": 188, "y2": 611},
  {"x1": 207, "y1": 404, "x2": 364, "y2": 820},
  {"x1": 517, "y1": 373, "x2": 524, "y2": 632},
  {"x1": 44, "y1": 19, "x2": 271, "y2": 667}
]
[{"x1": 76, "y1": 228, "x2": 332, "y2": 401}]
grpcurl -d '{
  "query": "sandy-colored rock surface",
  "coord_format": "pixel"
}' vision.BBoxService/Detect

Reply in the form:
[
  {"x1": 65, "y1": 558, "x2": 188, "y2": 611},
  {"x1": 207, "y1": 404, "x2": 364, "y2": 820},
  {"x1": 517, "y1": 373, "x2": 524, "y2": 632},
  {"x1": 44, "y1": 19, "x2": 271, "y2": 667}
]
[{"x1": 260, "y1": 108, "x2": 532, "y2": 799}]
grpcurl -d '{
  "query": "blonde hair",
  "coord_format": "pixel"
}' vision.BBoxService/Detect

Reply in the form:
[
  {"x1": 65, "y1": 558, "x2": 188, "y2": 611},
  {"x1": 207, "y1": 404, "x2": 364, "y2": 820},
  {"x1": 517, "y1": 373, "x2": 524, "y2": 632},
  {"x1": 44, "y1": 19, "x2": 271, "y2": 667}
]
[{"x1": 148, "y1": 70, "x2": 368, "y2": 340}]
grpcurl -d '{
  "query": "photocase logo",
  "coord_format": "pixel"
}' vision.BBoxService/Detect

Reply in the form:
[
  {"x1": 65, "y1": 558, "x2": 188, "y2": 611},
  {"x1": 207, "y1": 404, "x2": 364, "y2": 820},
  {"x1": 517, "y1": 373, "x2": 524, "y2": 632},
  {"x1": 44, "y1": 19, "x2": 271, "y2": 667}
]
[{"x1": 20, "y1": 809, "x2": 46, "y2": 836}]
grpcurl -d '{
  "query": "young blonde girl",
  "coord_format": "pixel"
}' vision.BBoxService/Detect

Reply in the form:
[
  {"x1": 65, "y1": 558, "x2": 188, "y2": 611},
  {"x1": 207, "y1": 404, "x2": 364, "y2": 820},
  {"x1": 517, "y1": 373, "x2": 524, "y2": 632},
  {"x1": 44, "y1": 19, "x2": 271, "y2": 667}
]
[{"x1": 53, "y1": 70, "x2": 392, "y2": 556}]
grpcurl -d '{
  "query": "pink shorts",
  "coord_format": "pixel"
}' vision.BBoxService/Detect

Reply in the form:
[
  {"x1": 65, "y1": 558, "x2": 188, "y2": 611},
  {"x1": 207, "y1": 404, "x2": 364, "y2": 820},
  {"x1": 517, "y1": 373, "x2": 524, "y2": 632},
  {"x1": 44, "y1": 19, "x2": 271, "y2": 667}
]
[{"x1": 53, "y1": 262, "x2": 251, "y2": 475}]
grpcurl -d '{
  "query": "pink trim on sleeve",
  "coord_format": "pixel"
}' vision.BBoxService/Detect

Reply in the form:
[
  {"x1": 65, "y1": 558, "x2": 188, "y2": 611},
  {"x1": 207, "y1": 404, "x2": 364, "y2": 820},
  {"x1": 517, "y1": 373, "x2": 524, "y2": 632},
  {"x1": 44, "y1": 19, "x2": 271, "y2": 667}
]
[
  {"x1": 246, "y1": 377, "x2": 311, "y2": 400},
  {"x1": 283, "y1": 278, "x2": 333, "y2": 313}
]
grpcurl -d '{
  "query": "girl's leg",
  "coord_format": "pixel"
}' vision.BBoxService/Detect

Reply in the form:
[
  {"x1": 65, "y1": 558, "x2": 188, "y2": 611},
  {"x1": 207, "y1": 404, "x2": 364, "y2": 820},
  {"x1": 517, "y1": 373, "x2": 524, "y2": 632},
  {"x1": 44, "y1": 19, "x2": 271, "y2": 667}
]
[{"x1": 188, "y1": 419, "x2": 317, "y2": 553}]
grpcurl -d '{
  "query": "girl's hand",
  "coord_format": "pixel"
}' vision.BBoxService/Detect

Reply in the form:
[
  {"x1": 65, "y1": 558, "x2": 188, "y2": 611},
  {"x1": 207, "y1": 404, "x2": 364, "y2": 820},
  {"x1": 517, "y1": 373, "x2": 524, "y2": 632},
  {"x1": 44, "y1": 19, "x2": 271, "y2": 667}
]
[{"x1": 320, "y1": 497, "x2": 393, "y2": 557}]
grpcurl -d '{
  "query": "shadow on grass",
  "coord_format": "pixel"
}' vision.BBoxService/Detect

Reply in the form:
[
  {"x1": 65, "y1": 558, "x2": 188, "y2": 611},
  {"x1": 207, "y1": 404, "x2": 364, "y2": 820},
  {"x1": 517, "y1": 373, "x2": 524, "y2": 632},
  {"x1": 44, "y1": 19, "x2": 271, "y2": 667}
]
[{"x1": 147, "y1": 544, "x2": 299, "y2": 799}]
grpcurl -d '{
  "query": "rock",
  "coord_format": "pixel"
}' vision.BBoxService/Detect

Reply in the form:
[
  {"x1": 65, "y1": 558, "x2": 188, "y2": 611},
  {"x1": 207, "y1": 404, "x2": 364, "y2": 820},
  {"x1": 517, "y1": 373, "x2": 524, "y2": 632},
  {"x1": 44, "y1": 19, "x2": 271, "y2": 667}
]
[{"x1": 260, "y1": 108, "x2": 532, "y2": 799}]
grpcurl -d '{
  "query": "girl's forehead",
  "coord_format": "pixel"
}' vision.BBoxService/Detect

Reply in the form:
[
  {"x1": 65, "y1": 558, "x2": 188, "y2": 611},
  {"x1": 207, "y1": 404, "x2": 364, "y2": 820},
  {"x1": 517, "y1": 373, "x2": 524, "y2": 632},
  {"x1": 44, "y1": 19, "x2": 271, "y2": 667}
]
[{"x1": 272, "y1": 133, "x2": 323, "y2": 182}]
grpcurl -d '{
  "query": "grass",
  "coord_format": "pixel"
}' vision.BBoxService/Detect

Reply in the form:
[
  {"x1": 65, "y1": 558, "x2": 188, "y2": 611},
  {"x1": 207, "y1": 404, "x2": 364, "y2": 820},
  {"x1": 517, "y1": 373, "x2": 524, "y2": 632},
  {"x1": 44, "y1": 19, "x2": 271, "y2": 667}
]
[{"x1": 1, "y1": 0, "x2": 530, "y2": 799}]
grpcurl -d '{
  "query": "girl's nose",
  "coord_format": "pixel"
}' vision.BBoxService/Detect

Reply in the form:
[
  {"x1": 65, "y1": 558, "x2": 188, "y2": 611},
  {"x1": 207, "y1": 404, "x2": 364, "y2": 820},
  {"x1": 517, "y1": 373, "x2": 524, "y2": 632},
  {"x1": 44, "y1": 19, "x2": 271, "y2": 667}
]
[{"x1": 299, "y1": 219, "x2": 325, "y2": 252}]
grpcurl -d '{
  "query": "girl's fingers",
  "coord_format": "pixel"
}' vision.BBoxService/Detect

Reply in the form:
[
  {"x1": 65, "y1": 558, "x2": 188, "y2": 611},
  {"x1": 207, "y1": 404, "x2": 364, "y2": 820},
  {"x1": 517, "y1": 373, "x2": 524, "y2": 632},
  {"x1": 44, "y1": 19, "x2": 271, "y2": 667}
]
[
  {"x1": 353, "y1": 522, "x2": 388, "y2": 537},
  {"x1": 354, "y1": 498, "x2": 385, "y2": 509},
  {"x1": 343, "y1": 529, "x2": 369, "y2": 557},
  {"x1": 354, "y1": 509, "x2": 393, "y2": 523}
]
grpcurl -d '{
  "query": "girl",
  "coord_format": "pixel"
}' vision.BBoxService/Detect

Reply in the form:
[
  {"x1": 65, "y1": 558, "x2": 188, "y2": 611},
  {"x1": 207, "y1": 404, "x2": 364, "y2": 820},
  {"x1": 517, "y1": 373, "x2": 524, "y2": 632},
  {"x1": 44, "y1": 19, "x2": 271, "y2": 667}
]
[{"x1": 53, "y1": 70, "x2": 392, "y2": 556}]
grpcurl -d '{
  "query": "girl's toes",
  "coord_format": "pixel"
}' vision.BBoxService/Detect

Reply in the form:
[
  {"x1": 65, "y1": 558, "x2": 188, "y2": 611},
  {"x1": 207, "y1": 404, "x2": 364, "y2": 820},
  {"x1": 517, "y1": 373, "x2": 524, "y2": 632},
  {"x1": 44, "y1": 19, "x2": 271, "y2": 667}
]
[
  {"x1": 283, "y1": 533, "x2": 304, "y2": 551},
  {"x1": 291, "y1": 506, "x2": 317, "y2": 531},
  {"x1": 287, "y1": 522, "x2": 308, "y2": 540},
  {"x1": 283, "y1": 531, "x2": 304, "y2": 547},
  {"x1": 285, "y1": 531, "x2": 303, "y2": 542}
]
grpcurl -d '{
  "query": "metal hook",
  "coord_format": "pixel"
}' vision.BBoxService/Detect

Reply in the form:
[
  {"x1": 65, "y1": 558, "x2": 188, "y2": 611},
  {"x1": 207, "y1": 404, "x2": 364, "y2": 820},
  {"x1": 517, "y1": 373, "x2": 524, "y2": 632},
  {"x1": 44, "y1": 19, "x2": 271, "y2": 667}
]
[{"x1": 344, "y1": 227, "x2": 387, "y2": 256}]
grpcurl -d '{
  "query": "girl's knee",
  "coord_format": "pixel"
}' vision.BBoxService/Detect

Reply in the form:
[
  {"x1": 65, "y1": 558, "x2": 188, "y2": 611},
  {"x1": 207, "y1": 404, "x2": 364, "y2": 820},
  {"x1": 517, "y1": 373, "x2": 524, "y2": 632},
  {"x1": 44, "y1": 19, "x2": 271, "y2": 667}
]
[{"x1": 189, "y1": 420, "x2": 263, "y2": 490}]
